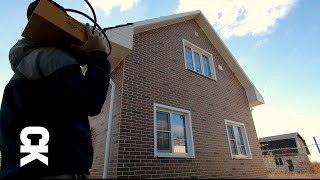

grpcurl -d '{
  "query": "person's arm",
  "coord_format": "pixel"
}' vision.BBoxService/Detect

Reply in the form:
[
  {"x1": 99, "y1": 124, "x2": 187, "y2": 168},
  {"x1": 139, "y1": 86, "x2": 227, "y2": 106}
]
[
  {"x1": 81, "y1": 51, "x2": 111, "y2": 116},
  {"x1": 79, "y1": 24, "x2": 112, "y2": 116}
]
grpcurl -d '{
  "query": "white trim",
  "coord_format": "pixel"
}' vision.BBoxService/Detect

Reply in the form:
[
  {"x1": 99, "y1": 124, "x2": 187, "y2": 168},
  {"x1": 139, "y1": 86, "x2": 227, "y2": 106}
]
[
  {"x1": 224, "y1": 119, "x2": 252, "y2": 160},
  {"x1": 169, "y1": 113, "x2": 174, "y2": 153},
  {"x1": 153, "y1": 103, "x2": 157, "y2": 158},
  {"x1": 134, "y1": 10, "x2": 201, "y2": 34},
  {"x1": 183, "y1": 39, "x2": 212, "y2": 60},
  {"x1": 154, "y1": 103, "x2": 195, "y2": 158},
  {"x1": 183, "y1": 43, "x2": 188, "y2": 69},
  {"x1": 199, "y1": 53, "x2": 204, "y2": 75},
  {"x1": 103, "y1": 79, "x2": 116, "y2": 179},
  {"x1": 183, "y1": 39, "x2": 217, "y2": 81},
  {"x1": 157, "y1": 153, "x2": 195, "y2": 158},
  {"x1": 154, "y1": 103, "x2": 191, "y2": 114}
]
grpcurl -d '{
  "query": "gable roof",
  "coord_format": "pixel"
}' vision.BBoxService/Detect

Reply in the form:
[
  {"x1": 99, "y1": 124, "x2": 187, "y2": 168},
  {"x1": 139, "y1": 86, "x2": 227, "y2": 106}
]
[
  {"x1": 259, "y1": 132, "x2": 300, "y2": 142},
  {"x1": 133, "y1": 11, "x2": 264, "y2": 107}
]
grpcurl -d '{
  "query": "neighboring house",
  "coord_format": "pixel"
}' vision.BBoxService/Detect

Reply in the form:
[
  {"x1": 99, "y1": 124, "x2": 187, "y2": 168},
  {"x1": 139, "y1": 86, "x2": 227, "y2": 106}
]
[
  {"x1": 88, "y1": 10, "x2": 266, "y2": 179},
  {"x1": 259, "y1": 132, "x2": 311, "y2": 172}
]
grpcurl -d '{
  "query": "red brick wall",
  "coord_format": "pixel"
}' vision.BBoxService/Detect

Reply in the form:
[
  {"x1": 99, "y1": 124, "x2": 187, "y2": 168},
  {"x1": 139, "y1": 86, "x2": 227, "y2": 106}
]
[
  {"x1": 116, "y1": 19, "x2": 267, "y2": 178},
  {"x1": 89, "y1": 61, "x2": 124, "y2": 178}
]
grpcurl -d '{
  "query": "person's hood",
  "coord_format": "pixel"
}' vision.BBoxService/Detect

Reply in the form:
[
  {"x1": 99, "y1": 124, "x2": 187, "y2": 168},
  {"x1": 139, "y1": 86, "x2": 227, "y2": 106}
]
[
  {"x1": 9, "y1": 39, "x2": 75, "y2": 71},
  {"x1": 9, "y1": 39, "x2": 41, "y2": 71},
  {"x1": 8, "y1": 39, "x2": 79, "y2": 81}
]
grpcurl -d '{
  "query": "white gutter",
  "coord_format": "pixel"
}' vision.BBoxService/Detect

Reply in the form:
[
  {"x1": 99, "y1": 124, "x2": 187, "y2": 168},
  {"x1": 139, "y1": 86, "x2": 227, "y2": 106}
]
[{"x1": 103, "y1": 79, "x2": 116, "y2": 179}]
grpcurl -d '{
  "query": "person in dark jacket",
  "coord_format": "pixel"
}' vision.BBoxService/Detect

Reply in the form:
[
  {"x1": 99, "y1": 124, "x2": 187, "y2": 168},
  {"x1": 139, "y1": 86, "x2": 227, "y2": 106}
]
[{"x1": 0, "y1": 0, "x2": 111, "y2": 178}]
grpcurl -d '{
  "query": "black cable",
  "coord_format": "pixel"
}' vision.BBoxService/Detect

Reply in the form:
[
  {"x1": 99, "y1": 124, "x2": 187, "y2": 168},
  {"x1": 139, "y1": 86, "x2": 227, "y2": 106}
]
[
  {"x1": 84, "y1": 0, "x2": 97, "y2": 31},
  {"x1": 64, "y1": 9, "x2": 112, "y2": 57}
]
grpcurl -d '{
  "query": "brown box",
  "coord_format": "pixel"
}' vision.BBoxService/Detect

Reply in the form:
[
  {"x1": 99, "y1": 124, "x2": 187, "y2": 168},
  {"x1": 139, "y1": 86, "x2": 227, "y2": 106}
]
[{"x1": 22, "y1": 0, "x2": 87, "y2": 46}]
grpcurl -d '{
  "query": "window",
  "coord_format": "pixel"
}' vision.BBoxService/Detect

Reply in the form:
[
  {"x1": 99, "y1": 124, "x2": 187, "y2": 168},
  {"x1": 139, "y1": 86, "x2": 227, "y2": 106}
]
[
  {"x1": 225, "y1": 120, "x2": 252, "y2": 159},
  {"x1": 279, "y1": 158, "x2": 283, "y2": 165},
  {"x1": 275, "y1": 158, "x2": 283, "y2": 166},
  {"x1": 154, "y1": 103, "x2": 195, "y2": 158},
  {"x1": 183, "y1": 39, "x2": 217, "y2": 80},
  {"x1": 202, "y1": 55, "x2": 212, "y2": 77},
  {"x1": 286, "y1": 159, "x2": 294, "y2": 171},
  {"x1": 185, "y1": 47, "x2": 194, "y2": 70}
]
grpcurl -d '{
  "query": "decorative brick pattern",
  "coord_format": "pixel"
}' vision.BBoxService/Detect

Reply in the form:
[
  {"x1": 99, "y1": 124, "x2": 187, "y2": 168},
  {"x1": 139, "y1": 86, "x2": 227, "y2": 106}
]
[{"x1": 89, "y1": 20, "x2": 267, "y2": 179}]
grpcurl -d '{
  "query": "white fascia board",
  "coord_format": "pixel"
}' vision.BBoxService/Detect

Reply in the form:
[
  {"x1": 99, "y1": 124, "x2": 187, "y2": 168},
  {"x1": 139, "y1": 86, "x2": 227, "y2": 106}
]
[
  {"x1": 105, "y1": 24, "x2": 134, "y2": 72},
  {"x1": 134, "y1": 10, "x2": 201, "y2": 34}
]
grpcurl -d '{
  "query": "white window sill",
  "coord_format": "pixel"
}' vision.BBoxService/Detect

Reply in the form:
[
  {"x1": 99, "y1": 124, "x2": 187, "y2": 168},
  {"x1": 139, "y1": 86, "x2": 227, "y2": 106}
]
[
  {"x1": 232, "y1": 155, "x2": 252, "y2": 160},
  {"x1": 157, "y1": 153, "x2": 195, "y2": 159}
]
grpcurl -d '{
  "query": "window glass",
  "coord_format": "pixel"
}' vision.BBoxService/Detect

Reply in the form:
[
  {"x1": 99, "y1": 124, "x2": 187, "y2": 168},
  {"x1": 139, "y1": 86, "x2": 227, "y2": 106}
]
[
  {"x1": 157, "y1": 131, "x2": 171, "y2": 152},
  {"x1": 234, "y1": 127, "x2": 243, "y2": 145},
  {"x1": 185, "y1": 47, "x2": 194, "y2": 70},
  {"x1": 157, "y1": 112, "x2": 170, "y2": 131},
  {"x1": 234, "y1": 126, "x2": 247, "y2": 155},
  {"x1": 230, "y1": 140, "x2": 238, "y2": 155},
  {"x1": 227, "y1": 126, "x2": 234, "y2": 139},
  {"x1": 239, "y1": 145, "x2": 247, "y2": 155},
  {"x1": 172, "y1": 114, "x2": 187, "y2": 153},
  {"x1": 194, "y1": 52, "x2": 202, "y2": 73},
  {"x1": 235, "y1": 127, "x2": 245, "y2": 146},
  {"x1": 202, "y1": 55, "x2": 212, "y2": 77}
]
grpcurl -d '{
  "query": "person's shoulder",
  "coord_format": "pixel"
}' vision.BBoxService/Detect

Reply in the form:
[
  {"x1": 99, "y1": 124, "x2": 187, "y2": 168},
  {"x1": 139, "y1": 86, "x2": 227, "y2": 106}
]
[
  {"x1": 31, "y1": 46, "x2": 75, "y2": 61},
  {"x1": 17, "y1": 47, "x2": 80, "y2": 80}
]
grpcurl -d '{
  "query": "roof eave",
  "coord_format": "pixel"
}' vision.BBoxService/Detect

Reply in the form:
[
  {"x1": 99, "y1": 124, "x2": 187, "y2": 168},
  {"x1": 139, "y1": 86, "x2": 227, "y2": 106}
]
[{"x1": 134, "y1": 10, "x2": 201, "y2": 34}]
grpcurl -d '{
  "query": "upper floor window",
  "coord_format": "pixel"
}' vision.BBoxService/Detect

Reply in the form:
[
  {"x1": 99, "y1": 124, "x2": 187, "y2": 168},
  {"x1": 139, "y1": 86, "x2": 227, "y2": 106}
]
[
  {"x1": 225, "y1": 120, "x2": 252, "y2": 159},
  {"x1": 154, "y1": 103, "x2": 195, "y2": 158},
  {"x1": 183, "y1": 39, "x2": 217, "y2": 80}
]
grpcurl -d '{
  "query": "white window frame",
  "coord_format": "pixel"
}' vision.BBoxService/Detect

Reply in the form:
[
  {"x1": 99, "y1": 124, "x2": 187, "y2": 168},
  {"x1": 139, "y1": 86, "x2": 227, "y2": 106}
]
[
  {"x1": 183, "y1": 39, "x2": 217, "y2": 80},
  {"x1": 225, "y1": 119, "x2": 252, "y2": 159},
  {"x1": 154, "y1": 103, "x2": 195, "y2": 158}
]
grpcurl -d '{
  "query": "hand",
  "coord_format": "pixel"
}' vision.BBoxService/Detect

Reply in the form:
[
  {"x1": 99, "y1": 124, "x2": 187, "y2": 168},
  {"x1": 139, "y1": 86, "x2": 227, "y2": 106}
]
[{"x1": 78, "y1": 23, "x2": 109, "y2": 53}]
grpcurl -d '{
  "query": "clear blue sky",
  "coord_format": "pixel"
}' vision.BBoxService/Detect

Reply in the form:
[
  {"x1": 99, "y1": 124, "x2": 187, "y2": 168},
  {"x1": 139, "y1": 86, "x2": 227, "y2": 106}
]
[{"x1": 0, "y1": 0, "x2": 319, "y2": 162}]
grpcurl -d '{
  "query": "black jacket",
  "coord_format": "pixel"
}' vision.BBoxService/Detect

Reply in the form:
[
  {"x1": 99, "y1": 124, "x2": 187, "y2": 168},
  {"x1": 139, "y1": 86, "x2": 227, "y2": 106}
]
[{"x1": 0, "y1": 39, "x2": 111, "y2": 178}]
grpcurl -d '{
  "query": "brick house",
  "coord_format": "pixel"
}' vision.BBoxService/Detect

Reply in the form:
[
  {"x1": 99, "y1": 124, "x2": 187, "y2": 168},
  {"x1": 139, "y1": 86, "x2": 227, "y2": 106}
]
[
  {"x1": 88, "y1": 10, "x2": 266, "y2": 179},
  {"x1": 259, "y1": 132, "x2": 311, "y2": 172}
]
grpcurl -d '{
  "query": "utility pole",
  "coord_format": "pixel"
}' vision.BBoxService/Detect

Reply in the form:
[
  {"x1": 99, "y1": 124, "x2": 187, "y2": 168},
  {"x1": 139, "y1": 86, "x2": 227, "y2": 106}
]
[{"x1": 313, "y1": 137, "x2": 320, "y2": 154}]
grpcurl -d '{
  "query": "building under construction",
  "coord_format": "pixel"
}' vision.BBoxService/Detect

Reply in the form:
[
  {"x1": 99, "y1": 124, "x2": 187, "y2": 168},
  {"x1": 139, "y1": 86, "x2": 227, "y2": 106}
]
[{"x1": 259, "y1": 132, "x2": 311, "y2": 172}]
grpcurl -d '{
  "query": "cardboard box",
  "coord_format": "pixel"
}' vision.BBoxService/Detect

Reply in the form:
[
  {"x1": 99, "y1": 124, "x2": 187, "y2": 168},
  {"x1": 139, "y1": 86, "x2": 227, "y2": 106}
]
[{"x1": 22, "y1": 0, "x2": 87, "y2": 46}]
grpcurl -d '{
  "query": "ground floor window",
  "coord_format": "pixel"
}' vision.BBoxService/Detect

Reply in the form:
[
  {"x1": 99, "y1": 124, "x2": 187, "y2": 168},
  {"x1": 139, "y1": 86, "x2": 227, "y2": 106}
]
[
  {"x1": 154, "y1": 103, "x2": 195, "y2": 158},
  {"x1": 225, "y1": 120, "x2": 252, "y2": 159}
]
